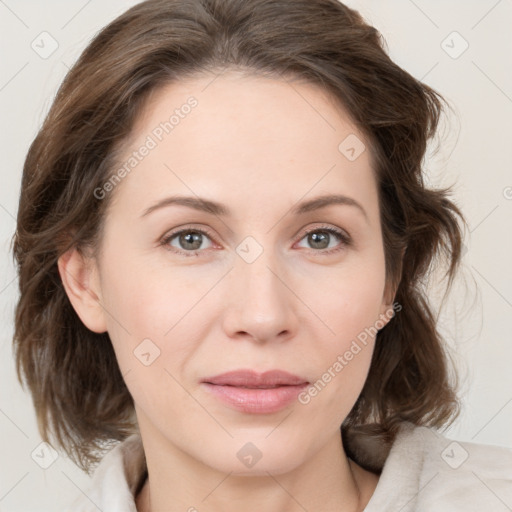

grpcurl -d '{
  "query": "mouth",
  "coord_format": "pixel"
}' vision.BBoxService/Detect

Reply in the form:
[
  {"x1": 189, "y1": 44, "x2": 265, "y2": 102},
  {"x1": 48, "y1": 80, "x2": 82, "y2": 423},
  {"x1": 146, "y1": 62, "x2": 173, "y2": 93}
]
[{"x1": 201, "y1": 369, "x2": 309, "y2": 414}]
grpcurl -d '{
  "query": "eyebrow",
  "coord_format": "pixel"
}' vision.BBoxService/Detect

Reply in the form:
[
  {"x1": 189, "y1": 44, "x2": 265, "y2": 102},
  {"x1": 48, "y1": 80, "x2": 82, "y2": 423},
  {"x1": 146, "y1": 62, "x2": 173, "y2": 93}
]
[{"x1": 140, "y1": 193, "x2": 368, "y2": 221}]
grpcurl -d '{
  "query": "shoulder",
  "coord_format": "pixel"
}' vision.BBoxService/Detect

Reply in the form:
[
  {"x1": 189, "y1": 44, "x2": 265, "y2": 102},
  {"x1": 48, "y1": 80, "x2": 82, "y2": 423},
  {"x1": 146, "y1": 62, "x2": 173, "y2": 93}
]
[
  {"x1": 60, "y1": 434, "x2": 144, "y2": 512},
  {"x1": 364, "y1": 422, "x2": 512, "y2": 512},
  {"x1": 414, "y1": 425, "x2": 512, "y2": 510}
]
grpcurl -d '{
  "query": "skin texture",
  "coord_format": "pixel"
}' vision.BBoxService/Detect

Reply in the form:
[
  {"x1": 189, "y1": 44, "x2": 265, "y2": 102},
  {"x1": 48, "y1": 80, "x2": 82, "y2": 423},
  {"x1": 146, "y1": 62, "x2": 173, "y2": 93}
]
[{"x1": 59, "y1": 71, "x2": 396, "y2": 512}]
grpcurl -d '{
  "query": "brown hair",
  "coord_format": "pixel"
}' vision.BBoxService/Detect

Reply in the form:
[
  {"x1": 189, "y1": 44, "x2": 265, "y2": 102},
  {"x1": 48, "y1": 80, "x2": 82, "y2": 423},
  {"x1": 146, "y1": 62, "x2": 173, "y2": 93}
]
[{"x1": 12, "y1": 0, "x2": 465, "y2": 474}]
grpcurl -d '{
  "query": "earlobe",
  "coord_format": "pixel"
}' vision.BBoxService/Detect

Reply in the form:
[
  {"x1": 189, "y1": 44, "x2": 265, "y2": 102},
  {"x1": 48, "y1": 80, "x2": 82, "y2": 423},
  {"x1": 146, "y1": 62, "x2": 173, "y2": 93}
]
[
  {"x1": 379, "y1": 244, "x2": 406, "y2": 324},
  {"x1": 57, "y1": 247, "x2": 108, "y2": 333},
  {"x1": 378, "y1": 297, "x2": 396, "y2": 329},
  {"x1": 382, "y1": 278, "x2": 399, "y2": 315}
]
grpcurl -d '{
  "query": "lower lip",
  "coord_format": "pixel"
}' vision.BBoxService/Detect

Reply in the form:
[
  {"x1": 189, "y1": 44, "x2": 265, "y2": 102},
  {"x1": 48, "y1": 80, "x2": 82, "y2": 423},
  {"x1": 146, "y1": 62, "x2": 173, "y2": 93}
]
[{"x1": 201, "y1": 382, "x2": 309, "y2": 414}]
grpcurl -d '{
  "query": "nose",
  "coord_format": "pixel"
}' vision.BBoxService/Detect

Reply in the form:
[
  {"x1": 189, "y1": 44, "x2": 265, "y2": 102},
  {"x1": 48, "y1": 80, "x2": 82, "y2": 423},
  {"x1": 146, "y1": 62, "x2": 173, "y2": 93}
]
[{"x1": 221, "y1": 247, "x2": 297, "y2": 344}]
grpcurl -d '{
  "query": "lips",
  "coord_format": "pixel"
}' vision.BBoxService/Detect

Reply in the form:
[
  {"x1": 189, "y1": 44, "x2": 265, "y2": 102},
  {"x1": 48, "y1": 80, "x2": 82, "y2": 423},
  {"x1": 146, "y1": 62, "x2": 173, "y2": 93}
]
[
  {"x1": 202, "y1": 369, "x2": 309, "y2": 388},
  {"x1": 201, "y1": 369, "x2": 310, "y2": 414}
]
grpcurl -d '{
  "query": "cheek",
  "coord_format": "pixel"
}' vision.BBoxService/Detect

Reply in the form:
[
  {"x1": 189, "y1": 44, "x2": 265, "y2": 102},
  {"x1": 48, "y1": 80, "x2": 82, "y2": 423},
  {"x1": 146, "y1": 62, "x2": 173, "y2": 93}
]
[
  {"x1": 298, "y1": 252, "x2": 387, "y2": 389},
  {"x1": 96, "y1": 252, "x2": 171, "y2": 370},
  {"x1": 297, "y1": 284, "x2": 384, "y2": 427},
  {"x1": 97, "y1": 246, "x2": 218, "y2": 385},
  {"x1": 304, "y1": 251, "x2": 387, "y2": 338},
  {"x1": 97, "y1": 262, "x2": 197, "y2": 418}
]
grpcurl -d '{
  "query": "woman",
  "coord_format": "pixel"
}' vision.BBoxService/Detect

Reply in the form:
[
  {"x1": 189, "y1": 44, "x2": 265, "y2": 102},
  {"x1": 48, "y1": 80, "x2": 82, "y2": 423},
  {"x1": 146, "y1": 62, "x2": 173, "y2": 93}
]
[{"x1": 12, "y1": 0, "x2": 512, "y2": 511}]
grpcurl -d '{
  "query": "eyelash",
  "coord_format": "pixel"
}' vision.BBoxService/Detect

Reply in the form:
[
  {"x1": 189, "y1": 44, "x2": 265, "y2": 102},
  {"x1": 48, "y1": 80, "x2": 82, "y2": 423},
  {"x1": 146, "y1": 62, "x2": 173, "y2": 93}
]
[{"x1": 160, "y1": 224, "x2": 352, "y2": 258}]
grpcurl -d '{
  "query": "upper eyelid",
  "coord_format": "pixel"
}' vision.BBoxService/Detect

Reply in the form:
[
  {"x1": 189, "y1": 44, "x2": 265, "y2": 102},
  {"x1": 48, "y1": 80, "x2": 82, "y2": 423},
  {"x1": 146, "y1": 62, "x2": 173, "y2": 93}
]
[{"x1": 162, "y1": 225, "x2": 216, "y2": 243}]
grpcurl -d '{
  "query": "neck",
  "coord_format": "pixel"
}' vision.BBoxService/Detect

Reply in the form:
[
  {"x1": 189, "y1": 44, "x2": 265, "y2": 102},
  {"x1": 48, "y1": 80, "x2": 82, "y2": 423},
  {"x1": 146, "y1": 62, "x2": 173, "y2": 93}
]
[{"x1": 135, "y1": 425, "x2": 378, "y2": 512}]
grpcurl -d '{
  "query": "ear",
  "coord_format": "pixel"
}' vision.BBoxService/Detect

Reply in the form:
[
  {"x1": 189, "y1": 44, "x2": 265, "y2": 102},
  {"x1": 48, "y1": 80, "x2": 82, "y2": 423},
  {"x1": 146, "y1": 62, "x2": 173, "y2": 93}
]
[
  {"x1": 57, "y1": 247, "x2": 108, "y2": 333},
  {"x1": 378, "y1": 245, "x2": 406, "y2": 322}
]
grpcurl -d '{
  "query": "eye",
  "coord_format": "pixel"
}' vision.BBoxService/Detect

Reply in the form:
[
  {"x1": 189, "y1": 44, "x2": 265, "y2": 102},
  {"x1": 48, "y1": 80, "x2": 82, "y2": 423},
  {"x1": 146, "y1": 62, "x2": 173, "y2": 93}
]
[
  {"x1": 161, "y1": 227, "x2": 215, "y2": 257},
  {"x1": 161, "y1": 224, "x2": 351, "y2": 258},
  {"x1": 295, "y1": 225, "x2": 351, "y2": 255}
]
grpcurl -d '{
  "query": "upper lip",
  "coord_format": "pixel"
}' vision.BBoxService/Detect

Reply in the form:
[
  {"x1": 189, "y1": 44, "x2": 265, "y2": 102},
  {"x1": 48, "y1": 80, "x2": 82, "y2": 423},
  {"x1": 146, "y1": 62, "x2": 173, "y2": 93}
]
[{"x1": 202, "y1": 370, "x2": 309, "y2": 388}]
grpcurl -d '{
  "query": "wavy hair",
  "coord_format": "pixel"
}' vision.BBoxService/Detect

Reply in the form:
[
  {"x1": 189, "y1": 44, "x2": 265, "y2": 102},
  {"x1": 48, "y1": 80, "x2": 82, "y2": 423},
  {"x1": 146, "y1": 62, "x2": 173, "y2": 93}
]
[{"x1": 12, "y1": 0, "x2": 465, "y2": 474}]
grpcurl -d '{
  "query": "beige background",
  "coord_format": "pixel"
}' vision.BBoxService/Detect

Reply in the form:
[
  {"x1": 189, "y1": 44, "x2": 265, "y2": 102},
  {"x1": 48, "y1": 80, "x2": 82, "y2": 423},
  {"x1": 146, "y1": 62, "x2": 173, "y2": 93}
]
[{"x1": 0, "y1": 1, "x2": 511, "y2": 510}]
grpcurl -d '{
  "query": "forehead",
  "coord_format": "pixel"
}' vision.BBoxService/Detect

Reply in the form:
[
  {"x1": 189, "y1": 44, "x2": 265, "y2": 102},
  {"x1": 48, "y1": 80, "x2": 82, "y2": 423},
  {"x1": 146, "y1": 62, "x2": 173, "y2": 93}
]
[{"x1": 108, "y1": 71, "x2": 378, "y2": 220}]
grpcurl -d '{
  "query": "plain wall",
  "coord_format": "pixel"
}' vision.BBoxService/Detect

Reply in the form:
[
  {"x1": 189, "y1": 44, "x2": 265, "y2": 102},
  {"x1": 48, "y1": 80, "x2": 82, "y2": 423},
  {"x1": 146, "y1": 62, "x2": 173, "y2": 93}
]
[{"x1": 0, "y1": 1, "x2": 511, "y2": 510}]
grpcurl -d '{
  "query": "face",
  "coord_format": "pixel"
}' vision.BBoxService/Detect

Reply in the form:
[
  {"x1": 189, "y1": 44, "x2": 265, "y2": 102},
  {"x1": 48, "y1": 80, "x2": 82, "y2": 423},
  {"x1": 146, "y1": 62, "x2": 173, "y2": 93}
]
[{"x1": 69, "y1": 71, "x2": 395, "y2": 476}]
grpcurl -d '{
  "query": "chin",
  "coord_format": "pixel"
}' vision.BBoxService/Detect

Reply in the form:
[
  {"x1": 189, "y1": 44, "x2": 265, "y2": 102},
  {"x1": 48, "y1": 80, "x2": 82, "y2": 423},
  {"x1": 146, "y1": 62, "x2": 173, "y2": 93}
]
[{"x1": 200, "y1": 437, "x2": 308, "y2": 477}]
